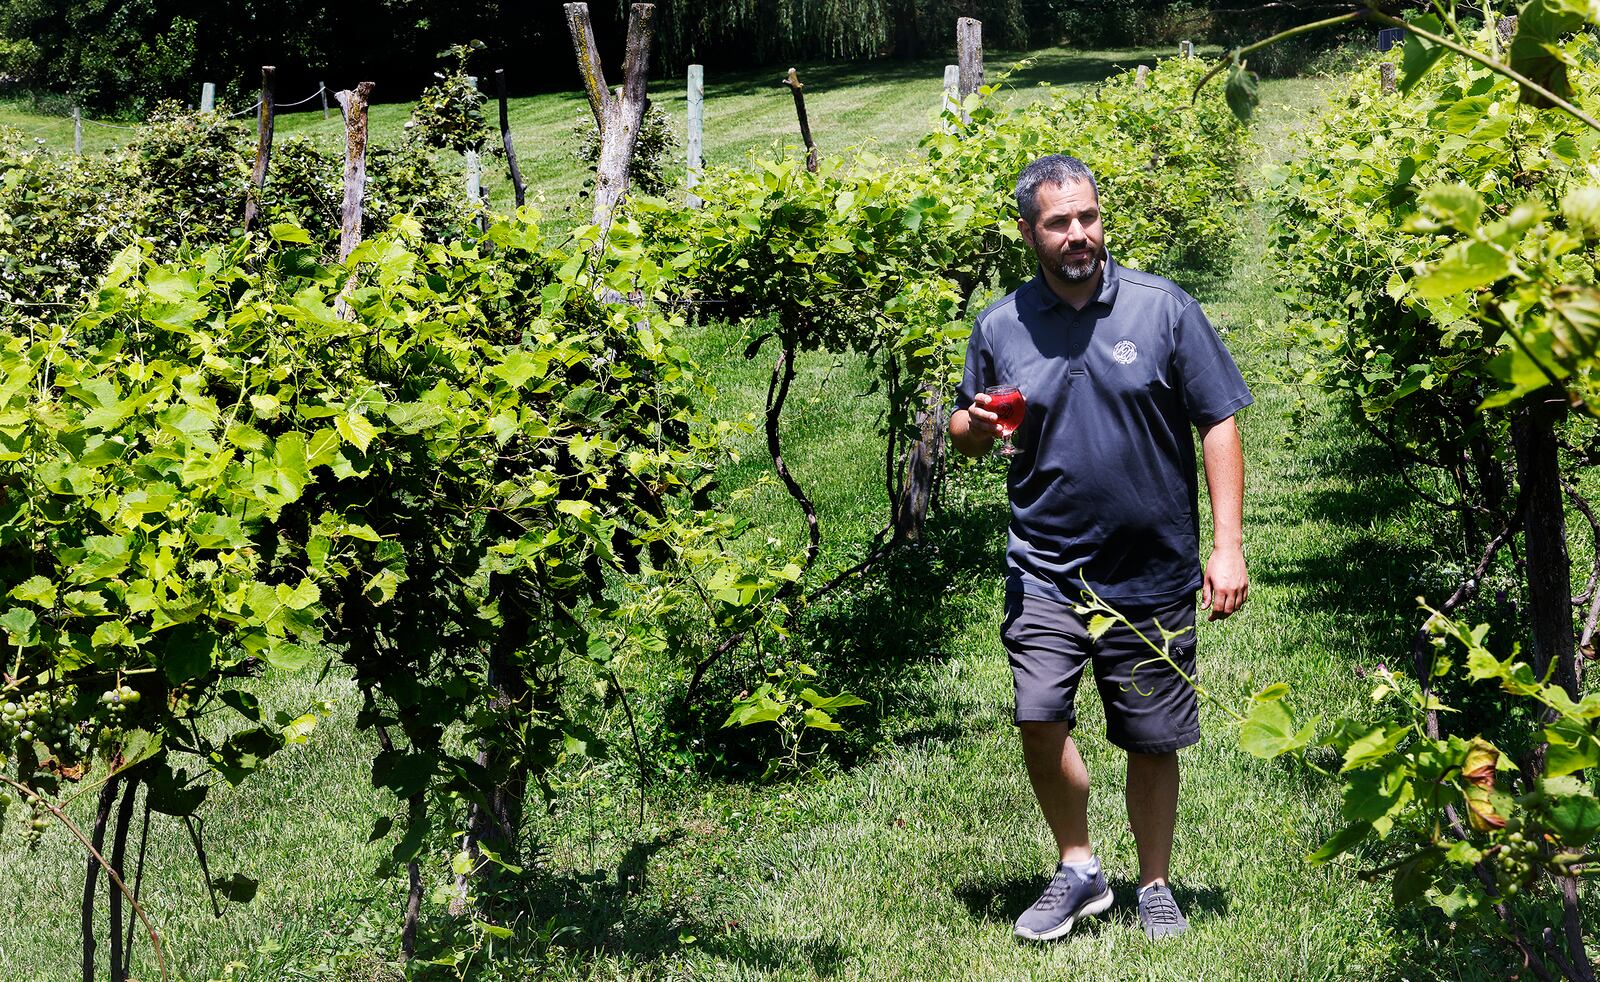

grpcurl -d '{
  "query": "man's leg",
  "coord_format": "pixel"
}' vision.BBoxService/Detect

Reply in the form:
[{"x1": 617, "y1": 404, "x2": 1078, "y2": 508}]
[
  {"x1": 1006, "y1": 595, "x2": 1112, "y2": 941},
  {"x1": 1012, "y1": 718, "x2": 1111, "y2": 941},
  {"x1": 1018, "y1": 721, "x2": 1092, "y2": 863},
  {"x1": 1126, "y1": 750, "x2": 1179, "y2": 886}
]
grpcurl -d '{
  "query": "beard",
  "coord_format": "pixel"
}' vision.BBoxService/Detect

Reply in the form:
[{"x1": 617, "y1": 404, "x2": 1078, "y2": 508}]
[{"x1": 1052, "y1": 247, "x2": 1103, "y2": 283}]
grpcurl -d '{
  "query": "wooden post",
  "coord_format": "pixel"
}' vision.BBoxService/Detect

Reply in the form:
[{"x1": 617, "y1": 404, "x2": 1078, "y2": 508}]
[
  {"x1": 566, "y1": 2, "x2": 612, "y2": 130},
  {"x1": 1379, "y1": 61, "x2": 1397, "y2": 94},
  {"x1": 495, "y1": 69, "x2": 526, "y2": 208},
  {"x1": 781, "y1": 68, "x2": 819, "y2": 172},
  {"x1": 686, "y1": 64, "x2": 704, "y2": 207},
  {"x1": 200, "y1": 82, "x2": 215, "y2": 113},
  {"x1": 73, "y1": 108, "x2": 82, "y2": 155},
  {"x1": 464, "y1": 75, "x2": 485, "y2": 227},
  {"x1": 896, "y1": 20, "x2": 980, "y2": 541},
  {"x1": 1136, "y1": 64, "x2": 1150, "y2": 89},
  {"x1": 565, "y1": 2, "x2": 657, "y2": 253},
  {"x1": 334, "y1": 81, "x2": 375, "y2": 319},
  {"x1": 466, "y1": 149, "x2": 482, "y2": 209},
  {"x1": 957, "y1": 17, "x2": 983, "y2": 122},
  {"x1": 319, "y1": 81, "x2": 329, "y2": 120},
  {"x1": 941, "y1": 64, "x2": 960, "y2": 132},
  {"x1": 242, "y1": 66, "x2": 276, "y2": 232}
]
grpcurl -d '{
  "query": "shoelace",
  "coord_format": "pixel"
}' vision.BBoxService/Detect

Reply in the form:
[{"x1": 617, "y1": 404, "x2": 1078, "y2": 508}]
[
  {"x1": 1141, "y1": 889, "x2": 1181, "y2": 924},
  {"x1": 1035, "y1": 868, "x2": 1086, "y2": 910}
]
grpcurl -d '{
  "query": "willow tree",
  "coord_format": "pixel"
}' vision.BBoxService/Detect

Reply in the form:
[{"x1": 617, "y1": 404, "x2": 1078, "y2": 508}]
[{"x1": 646, "y1": 0, "x2": 1029, "y2": 65}]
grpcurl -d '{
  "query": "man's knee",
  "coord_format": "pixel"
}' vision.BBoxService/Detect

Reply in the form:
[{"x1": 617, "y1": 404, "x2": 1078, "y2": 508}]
[
  {"x1": 1127, "y1": 749, "x2": 1177, "y2": 764},
  {"x1": 1018, "y1": 719, "x2": 1072, "y2": 746}
]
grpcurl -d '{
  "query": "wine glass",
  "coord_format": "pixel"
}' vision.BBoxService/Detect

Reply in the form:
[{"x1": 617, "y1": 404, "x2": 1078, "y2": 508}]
[{"x1": 984, "y1": 383, "x2": 1026, "y2": 458}]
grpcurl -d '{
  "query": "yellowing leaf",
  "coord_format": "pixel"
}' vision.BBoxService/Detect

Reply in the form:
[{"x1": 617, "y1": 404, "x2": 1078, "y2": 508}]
[
  {"x1": 281, "y1": 712, "x2": 317, "y2": 745},
  {"x1": 334, "y1": 413, "x2": 377, "y2": 454},
  {"x1": 1461, "y1": 737, "x2": 1499, "y2": 790}
]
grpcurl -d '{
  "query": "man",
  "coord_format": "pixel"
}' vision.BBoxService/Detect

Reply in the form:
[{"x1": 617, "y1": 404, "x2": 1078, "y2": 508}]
[{"x1": 948, "y1": 154, "x2": 1250, "y2": 941}]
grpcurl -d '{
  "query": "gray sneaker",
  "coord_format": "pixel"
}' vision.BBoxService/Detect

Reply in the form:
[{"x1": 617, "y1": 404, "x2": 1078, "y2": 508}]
[
  {"x1": 1013, "y1": 862, "x2": 1114, "y2": 941},
  {"x1": 1137, "y1": 883, "x2": 1188, "y2": 939}
]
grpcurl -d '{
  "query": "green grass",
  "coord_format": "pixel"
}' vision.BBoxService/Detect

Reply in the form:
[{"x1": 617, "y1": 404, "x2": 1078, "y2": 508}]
[{"x1": 0, "y1": 61, "x2": 1540, "y2": 982}]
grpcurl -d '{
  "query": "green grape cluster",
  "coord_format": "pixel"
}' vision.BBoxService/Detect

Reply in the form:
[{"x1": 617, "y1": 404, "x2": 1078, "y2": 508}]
[
  {"x1": 98, "y1": 684, "x2": 141, "y2": 712},
  {"x1": 0, "y1": 690, "x2": 80, "y2": 760},
  {"x1": 1494, "y1": 827, "x2": 1544, "y2": 896},
  {"x1": 0, "y1": 786, "x2": 52, "y2": 844},
  {"x1": 94, "y1": 684, "x2": 142, "y2": 745},
  {"x1": 25, "y1": 796, "x2": 49, "y2": 841}
]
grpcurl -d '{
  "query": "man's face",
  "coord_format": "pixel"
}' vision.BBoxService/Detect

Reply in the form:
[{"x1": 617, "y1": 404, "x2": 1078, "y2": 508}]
[{"x1": 1017, "y1": 179, "x2": 1105, "y2": 284}]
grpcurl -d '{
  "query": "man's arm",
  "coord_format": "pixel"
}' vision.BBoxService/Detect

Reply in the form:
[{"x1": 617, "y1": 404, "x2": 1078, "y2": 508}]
[
  {"x1": 949, "y1": 394, "x2": 1003, "y2": 457},
  {"x1": 1198, "y1": 415, "x2": 1247, "y2": 621}
]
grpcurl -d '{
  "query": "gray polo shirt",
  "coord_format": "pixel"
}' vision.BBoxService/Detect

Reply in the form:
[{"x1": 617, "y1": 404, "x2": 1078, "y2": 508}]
[{"x1": 956, "y1": 256, "x2": 1252, "y2": 607}]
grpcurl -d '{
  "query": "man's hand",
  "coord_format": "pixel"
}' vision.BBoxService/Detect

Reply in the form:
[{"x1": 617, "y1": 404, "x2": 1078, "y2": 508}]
[
  {"x1": 1201, "y1": 546, "x2": 1248, "y2": 621},
  {"x1": 949, "y1": 392, "x2": 1005, "y2": 457},
  {"x1": 1198, "y1": 415, "x2": 1247, "y2": 622}
]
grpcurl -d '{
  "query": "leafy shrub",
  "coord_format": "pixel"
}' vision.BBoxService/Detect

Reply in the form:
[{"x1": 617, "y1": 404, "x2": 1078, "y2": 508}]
[
  {"x1": 0, "y1": 209, "x2": 793, "y2": 958},
  {"x1": 0, "y1": 108, "x2": 469, "y2": 319},
  {"x1": 407, "y1": 41, "x2": 497, "y2": 155},
  {"x1": 572, "y1": 102, "x2": 680, "y2": 197},
  {"x1": 1255, "y1": 13, "x2": 1600, "y2": 974}
]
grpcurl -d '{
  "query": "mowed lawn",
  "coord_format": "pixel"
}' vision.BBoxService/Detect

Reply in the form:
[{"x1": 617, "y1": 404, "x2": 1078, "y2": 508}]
[{"x1": 0, "y1": 61, "x2": 1525, "y2": 981}]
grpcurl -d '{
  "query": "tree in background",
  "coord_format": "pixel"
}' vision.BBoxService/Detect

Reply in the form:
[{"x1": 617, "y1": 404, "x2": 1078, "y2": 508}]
[
  {"x1": 1, "y1": 0, "x2": 1236, "y2": 117},
  {"x1": 648, "y1": 0, "x2": 1205, "y2": 64}
]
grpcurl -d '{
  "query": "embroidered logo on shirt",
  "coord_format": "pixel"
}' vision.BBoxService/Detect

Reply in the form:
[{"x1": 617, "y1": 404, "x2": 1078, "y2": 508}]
[{"x1": 1111, "y1": 339, "x2": 1139, "y2": 365}]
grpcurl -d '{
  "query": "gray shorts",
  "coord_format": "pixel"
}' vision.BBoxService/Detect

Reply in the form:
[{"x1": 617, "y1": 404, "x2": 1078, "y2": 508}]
[{"x1": 1001, "y1": 590, "x2": 1200, "y2": 753}]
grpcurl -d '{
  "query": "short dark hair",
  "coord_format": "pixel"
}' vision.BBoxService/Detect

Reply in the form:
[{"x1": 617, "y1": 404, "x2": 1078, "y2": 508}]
[{"x1": 1015, "y1": 155, "x2": 1100, "y2": 225}]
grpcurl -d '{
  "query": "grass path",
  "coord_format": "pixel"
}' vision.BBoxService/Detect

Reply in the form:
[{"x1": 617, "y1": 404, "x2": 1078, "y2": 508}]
[
  {"x1": 0, "y1": 69, "x2": 1513, "y2": 981},
  {"x1": 510, "y1": 77, "x2": 1449, "y2": 981}
]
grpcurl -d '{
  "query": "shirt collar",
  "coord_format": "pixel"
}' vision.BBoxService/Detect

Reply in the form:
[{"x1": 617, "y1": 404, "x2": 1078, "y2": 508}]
[{"x1": 1022, "y1": 253, "x2": 1122, "y2": 313}]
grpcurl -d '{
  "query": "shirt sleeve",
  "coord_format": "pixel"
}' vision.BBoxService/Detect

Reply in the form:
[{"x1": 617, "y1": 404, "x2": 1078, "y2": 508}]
[
  {"x1": 1172, "y1": 300, "x2": 1253, "y2": 425},
  {"x1": 953, "y1": 316, "x2": 993, "y2": 413}
]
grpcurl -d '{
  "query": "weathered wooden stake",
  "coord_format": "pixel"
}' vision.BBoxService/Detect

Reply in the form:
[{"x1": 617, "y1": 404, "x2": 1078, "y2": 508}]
[
  {"x1": 463, "y1": 75, "x2": 486, "y2": 228},
  {"x1": 1379, "y1": 61, "x2": 1397, "y2": 94},
  {"x1": 200, "y1": 82, "x2": 215, "y2": 113},
  {"x1": 334, "y1": 81, "x2": 375, "y2": 318},
  {"x1": 319, "y1": 81, "x2": 329, "y2": 120},
  {"x1": 242, "y1": 66, "x2": 276, "y2": 232},
  {"x1": 1136, "y1": 64, "x2": 1150, "y2": 89},
  {"x1": 73, "y1": 108, "x2": 82, "y2": 155},
  {"x1": 942, "y1": 64, "x2": 960, "y2": 132},
  {"x1": 956, "y1": 17, "x2": 983, "y2": 121},
  {"x1": 781, "y1": 68, "x2": 819, "y2": 172},
  {"x1": 495, "y1": 69, "x2": 526, "y2": 208},
  {"x1": 565, "y1": 2, "x2": 657, "y2": 253},
  {"x1": 897, "y1": 19, "x2": 981, "y2": 541},
  {"x1": 566, "y1": 2, "x2": 611, "y2": 129},
  {"x1": 686, "y1": 64, "x2": 704, "y2": 207},
  {"x1": 466, "y1": 149, "x2": 482, "y2": 208}
]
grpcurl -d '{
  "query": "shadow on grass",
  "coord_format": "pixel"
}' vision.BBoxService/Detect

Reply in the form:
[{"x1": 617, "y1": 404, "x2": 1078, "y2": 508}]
[
  {"x1": 1250, "y1": 439, "x2": 1442, "y2": 623},
  {"x1": 679, "y1": 480, "x2": 1012, "y2": 779},
  {"x1": 427, "y1": 831, "x2": 852, "y2": 979},
  {"x1": 954, "y1": 872, "x2": 1229, "y2": 932},
  {"x1": 792, "y1": 492, "x2": 1012, "y2": 752}
]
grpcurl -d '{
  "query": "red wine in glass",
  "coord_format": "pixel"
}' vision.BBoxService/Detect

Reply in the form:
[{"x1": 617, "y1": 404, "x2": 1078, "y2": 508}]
[{"x1": 985, "y1": 384, "x2": 1026, "y2": 457}]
